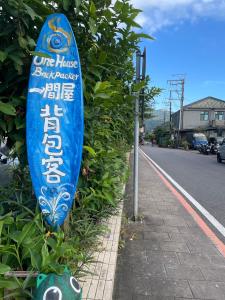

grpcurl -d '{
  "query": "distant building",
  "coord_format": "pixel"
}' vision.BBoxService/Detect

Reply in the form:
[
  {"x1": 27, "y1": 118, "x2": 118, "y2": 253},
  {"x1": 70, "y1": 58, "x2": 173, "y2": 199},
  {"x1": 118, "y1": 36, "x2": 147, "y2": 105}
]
[
  {"x1": 145, "y1": 109, "x2": 170, "y2": 132},
  {"x1": 172, "y1": 96, "x2": 225, "y2": 137}
]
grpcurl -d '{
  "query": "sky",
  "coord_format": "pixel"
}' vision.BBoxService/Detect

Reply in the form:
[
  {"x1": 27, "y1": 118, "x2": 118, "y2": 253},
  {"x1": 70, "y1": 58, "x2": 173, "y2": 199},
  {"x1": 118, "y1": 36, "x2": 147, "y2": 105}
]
[{"x1": 131, "y1": 0, "x2": 225, "y2": 111}]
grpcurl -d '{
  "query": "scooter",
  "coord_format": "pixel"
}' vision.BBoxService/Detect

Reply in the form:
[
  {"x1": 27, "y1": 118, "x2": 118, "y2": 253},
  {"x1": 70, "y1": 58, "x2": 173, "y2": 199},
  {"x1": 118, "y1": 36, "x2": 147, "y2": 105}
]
[
  {"x1": 198, "y1": 143, "x2": 210, "y2": 155},
  {"x1": 209, "y1": 143, "x2": 218, "y2": 154}
]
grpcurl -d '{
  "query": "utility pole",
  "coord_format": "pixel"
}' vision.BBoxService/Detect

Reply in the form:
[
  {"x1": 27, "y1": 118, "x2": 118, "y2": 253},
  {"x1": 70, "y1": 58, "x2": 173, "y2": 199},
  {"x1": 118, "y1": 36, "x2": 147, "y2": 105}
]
[
  {"x1": 167, "y1": 75, "x2": 185, "y2": 146},
  {"x1": 169, "y1": 99, "x2": 172, "y2": 133},
  {"x1": 181, "y1": 79, "x2": 184, "y2": 130},
  {"x1": 133, "y1": 50, "x2": 141, "y2": 221},
  {"x1": 133, "y1": 48, "x2": 146, "y2": 221},
  {"x1": 140, "y1": 47, "x2": 146, "y2": 128}
]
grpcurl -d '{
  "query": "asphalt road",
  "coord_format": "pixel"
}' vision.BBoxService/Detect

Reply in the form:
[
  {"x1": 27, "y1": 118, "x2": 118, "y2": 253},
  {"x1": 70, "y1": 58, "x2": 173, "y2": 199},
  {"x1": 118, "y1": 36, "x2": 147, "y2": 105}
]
[{"x1": 141, "y1": 144, "x2": 225, "y2": 231}]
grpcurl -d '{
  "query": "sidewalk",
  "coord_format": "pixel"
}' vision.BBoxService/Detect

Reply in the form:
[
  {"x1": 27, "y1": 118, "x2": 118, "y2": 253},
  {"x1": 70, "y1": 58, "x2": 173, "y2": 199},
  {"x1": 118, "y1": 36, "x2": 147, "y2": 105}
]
[{"x1": 113, "y1": 150, "x2": 225, "y2": 300}]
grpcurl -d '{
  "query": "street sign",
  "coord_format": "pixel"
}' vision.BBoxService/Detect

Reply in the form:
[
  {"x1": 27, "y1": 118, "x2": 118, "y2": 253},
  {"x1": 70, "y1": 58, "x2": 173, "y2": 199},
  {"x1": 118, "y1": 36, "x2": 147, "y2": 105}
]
[{"x1": 26, "y1": 14, "x2": 83, "y2": 227}]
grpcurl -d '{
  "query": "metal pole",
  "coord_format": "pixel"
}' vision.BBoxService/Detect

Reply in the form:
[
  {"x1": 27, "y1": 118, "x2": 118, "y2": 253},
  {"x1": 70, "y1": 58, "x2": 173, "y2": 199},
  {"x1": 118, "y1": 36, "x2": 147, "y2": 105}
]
[
  {"x1": 181, "y1": 79, "x2": 184, "y2": 130},
  {"x1": 133, "y1": 50, "x2": 141, "y2": 221},
  {"x1": 178, "y1": 106, "x2": 182, "y2": 145},
  {"x1": 178, "y1": 79, "x2": 184, "y2": 145},
  {"x1": 141, "y1": 47, "x2": 146, "y2": 128}
]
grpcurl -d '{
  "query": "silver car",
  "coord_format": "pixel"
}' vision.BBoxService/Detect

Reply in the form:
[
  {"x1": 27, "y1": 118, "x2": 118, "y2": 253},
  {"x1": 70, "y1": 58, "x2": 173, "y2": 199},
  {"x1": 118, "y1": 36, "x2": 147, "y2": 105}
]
[{"x1": 217, "y1": 139, "x2": 225, "y2": 163}]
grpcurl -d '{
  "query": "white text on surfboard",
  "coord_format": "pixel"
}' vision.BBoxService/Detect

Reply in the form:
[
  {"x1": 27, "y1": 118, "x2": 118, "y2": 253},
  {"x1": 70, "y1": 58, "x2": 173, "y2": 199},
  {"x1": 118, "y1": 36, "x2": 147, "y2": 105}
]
[
  {"x1": 29, "y1": 82, "x2": 75, "y2": 101},
  {"x1": 31, "y1": 67, "x2": 79, "y2": 81},
  {"x1": 33, "y1": 54, "x2": 78, "y2": 68},
  {"x1": 41, "y1": 104, "x2": 66, "y2": 184}
]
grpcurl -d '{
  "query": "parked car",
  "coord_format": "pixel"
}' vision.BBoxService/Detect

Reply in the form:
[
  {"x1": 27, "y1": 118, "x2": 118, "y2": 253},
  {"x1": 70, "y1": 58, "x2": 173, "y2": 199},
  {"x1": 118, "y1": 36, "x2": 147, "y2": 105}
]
[{"x1": 217, "y1": 139, "x2": 225, "y2": 163}]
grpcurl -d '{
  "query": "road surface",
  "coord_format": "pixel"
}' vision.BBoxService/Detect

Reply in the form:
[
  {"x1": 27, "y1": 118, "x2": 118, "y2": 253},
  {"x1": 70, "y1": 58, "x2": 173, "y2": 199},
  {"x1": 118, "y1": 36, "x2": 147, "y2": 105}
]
[{"x1": 141, "y1": 145, "x2": 225, "y2": 234}]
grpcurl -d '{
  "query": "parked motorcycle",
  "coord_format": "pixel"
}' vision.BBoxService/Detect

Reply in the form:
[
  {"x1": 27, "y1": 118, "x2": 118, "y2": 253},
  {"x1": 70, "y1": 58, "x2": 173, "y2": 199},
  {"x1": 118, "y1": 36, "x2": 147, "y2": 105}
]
[
  {"x1": 198, "y1": 143, "x2": 210, "y2": 155},
  {"x1": 208, "y1": 137, "x2": 224, "y2": 155},
  {"x1": 208, "y1": 143, "x2": 218, "y2": 154}
]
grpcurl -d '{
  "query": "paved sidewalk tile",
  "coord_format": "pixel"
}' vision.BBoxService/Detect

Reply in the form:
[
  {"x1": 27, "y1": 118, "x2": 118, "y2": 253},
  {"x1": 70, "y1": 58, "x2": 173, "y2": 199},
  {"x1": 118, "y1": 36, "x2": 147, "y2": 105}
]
[{"x1": 113, "y1": 150, "x2": 225, "y2": 300}]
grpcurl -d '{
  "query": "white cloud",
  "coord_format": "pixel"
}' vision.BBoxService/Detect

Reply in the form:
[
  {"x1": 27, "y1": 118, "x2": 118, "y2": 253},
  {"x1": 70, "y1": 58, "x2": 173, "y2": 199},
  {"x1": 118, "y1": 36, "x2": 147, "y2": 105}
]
[
  {"x1": 203, "y1": 80, "x2": 225, "y2": 86},
  {"x1": 130, "y1": 0, "x2": 225, "y2": 34}
]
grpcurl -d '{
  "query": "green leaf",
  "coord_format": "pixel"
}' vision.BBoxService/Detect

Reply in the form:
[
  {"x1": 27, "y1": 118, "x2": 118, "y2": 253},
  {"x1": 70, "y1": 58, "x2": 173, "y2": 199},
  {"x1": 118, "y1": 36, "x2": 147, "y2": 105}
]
[
  {"x1": 41, "y1": 243, "x2": 49, "y2": 268},
  {"x1": 114, "y1": 1, "x2": 123, "y2": 12},
  {"x1": 75, "y1": 0, "x2": 81, "y2": 8},
  {"x1": 0, "y1": 119, "x2": 7, "y2": 132},
  {"x1": 135, "y1": 33, "x2": 154, "y2": 40},
  {"x1": 15, "y1": 141, "x2": 24, "y2": 154},
  {"x1": 89, "y1": 68, "x2": 101, "y2": 80},
  {"x1": 0, "y1": 278, "x2": 20, "y2": 289},
  {"x1": 94, "y1": 81, "x2": 111, "y2": 93},
  {"x1": 8, "y1": 54, "x2": 23, "y2": 66},
  {"x1": 89, "y1": 18, "x2": 97, "y2": 35},
  {"x1": 15, "y1": 118, "x2": 25, "y2": 130},
  {"x1": 129, "y1": 19, "x2": 142, "y2": 29},
  {"x1": 133, "y1": 81, "x2": 145, "y2": 92},
  {"x1": 90, "y1": 1, "x2": 96, "y2": 17},
  {"x1": 23, "y1": 3, "x2": 42, "y2": 21},
  {"x1": 0, "y1": 102, "x2": 16, "y2": 116},
  {"x1": 0, "y1": 264, "x2": 11, "y2": 275},
  {"x1": 27, "y1": 36, "x2": 36, "y2": 48},
  {"x1": 17, "y1": 222, "x2": 35, "y2": 246},
  {"x1": 7, "y1": 119, "x2": 14, "y2": 132},
  {"x1": 0, "y1": 245, "x2": 18, "y2": 261},
  {"x1": 8, "y1": 231, "x2": 21, "y2": 243},
  {"x1": 18, "y1": 36, "x2": 27, "y2": 49},
  {"x1": 0, "y1": 212, "x2": 13, "y2": 223},
  {"x1": 62, "y1": 0, "x2": 70, "y2": 11},
  {"x1": 29, "y1": 51, "x2": 51, "y2": 58},
  {"x1": 83, "y1": 145, "x2": 96, "y2": 156},
  {"x1": 29, "y1": 249, "x2": 41, "y2": 270},
  {"x1": 98, "y1": 51, "x2": 107, "y2": 64},
  {"x1": 0, "y1": 221, "x2": 3, "y2": 238},
  {"x1": 46, "y1": 237, "x2": 57, "y2": 249},
  {"x1": 0, "y1": 51, "x2": 7, "y2": 62},
  {"x1": 94, "y1": 93, "x2": 111, "y2": 99}
]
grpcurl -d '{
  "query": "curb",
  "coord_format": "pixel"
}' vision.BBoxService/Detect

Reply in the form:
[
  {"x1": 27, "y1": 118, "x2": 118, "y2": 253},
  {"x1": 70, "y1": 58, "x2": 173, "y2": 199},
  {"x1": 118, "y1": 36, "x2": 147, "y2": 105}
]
[
  {"x1": 81, "y1": 202, "x2": 123, "y2": 300},
  {"x1": 80, "y1": 153, "x2": 129, "y2": 300}
]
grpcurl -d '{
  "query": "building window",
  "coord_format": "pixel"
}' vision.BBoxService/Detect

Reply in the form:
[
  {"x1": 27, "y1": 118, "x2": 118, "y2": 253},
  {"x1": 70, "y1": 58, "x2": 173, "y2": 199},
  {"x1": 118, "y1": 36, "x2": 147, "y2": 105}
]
[
  {"x1": 215, "y1": 111, "x2": 224, "y2": 121},
  {"x1": 200, "y1": 111, "x2": 209, "y2": 121}
]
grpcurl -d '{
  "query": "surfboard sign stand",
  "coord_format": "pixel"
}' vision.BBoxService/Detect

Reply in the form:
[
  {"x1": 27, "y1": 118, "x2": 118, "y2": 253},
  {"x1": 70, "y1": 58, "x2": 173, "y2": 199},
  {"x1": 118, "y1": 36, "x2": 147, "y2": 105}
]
[{"x1": 26, "y1": 13, "x2": 83, "y2": 227}]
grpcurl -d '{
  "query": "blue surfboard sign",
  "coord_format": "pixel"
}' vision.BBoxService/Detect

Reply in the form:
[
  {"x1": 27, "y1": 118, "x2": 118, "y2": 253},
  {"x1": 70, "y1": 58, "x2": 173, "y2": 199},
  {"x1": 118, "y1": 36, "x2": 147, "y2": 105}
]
[{"x1": 26, "y1": 14, "x2": 83, "y2": 227}]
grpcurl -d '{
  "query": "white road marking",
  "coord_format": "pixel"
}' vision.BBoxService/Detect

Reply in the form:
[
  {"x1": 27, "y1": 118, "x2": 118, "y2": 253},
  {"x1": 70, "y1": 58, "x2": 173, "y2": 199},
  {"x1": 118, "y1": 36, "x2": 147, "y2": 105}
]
[{"x1": 139, "y1": 147, "x2": 225, "y2": 238}]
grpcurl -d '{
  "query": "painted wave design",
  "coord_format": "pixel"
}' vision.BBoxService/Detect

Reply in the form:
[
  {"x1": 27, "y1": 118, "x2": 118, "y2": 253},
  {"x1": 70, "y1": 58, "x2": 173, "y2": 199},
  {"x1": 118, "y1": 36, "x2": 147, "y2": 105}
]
[{"x1": 38, "y1": 183, "x2": 74, "y2": 226}]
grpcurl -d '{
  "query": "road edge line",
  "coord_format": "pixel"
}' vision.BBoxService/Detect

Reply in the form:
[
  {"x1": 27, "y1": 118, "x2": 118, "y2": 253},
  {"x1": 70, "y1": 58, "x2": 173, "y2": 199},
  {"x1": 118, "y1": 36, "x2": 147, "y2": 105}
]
[{"x1": 139, "y1": 147, "x2": 225, "y2": 257}]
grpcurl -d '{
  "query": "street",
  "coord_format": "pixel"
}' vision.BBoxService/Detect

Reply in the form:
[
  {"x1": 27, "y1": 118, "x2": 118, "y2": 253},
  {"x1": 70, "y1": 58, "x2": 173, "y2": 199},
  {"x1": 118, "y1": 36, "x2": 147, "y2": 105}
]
[{"x1": 141, "y1": 145, "x2": 225, "y2": 236}]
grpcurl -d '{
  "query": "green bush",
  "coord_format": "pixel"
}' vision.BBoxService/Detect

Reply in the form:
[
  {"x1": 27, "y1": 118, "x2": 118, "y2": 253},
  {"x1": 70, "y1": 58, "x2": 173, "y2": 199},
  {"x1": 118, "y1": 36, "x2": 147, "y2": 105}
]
[{"x1": 181, "y1": 139, "x2": 189, "y2": 150}]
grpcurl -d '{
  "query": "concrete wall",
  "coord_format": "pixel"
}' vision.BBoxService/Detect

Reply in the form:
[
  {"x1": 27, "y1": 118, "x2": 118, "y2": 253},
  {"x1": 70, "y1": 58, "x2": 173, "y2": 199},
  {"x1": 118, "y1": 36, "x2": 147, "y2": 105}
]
[
  {"x1": 172, "y1": 109, "x2": 225, "y2": 132},
  {"x1": 183, "y1": 110, "x2": 225, "y2": 129},
  {"x1": 183, "y1": 110, "x2": 208, "y2": 129}
]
